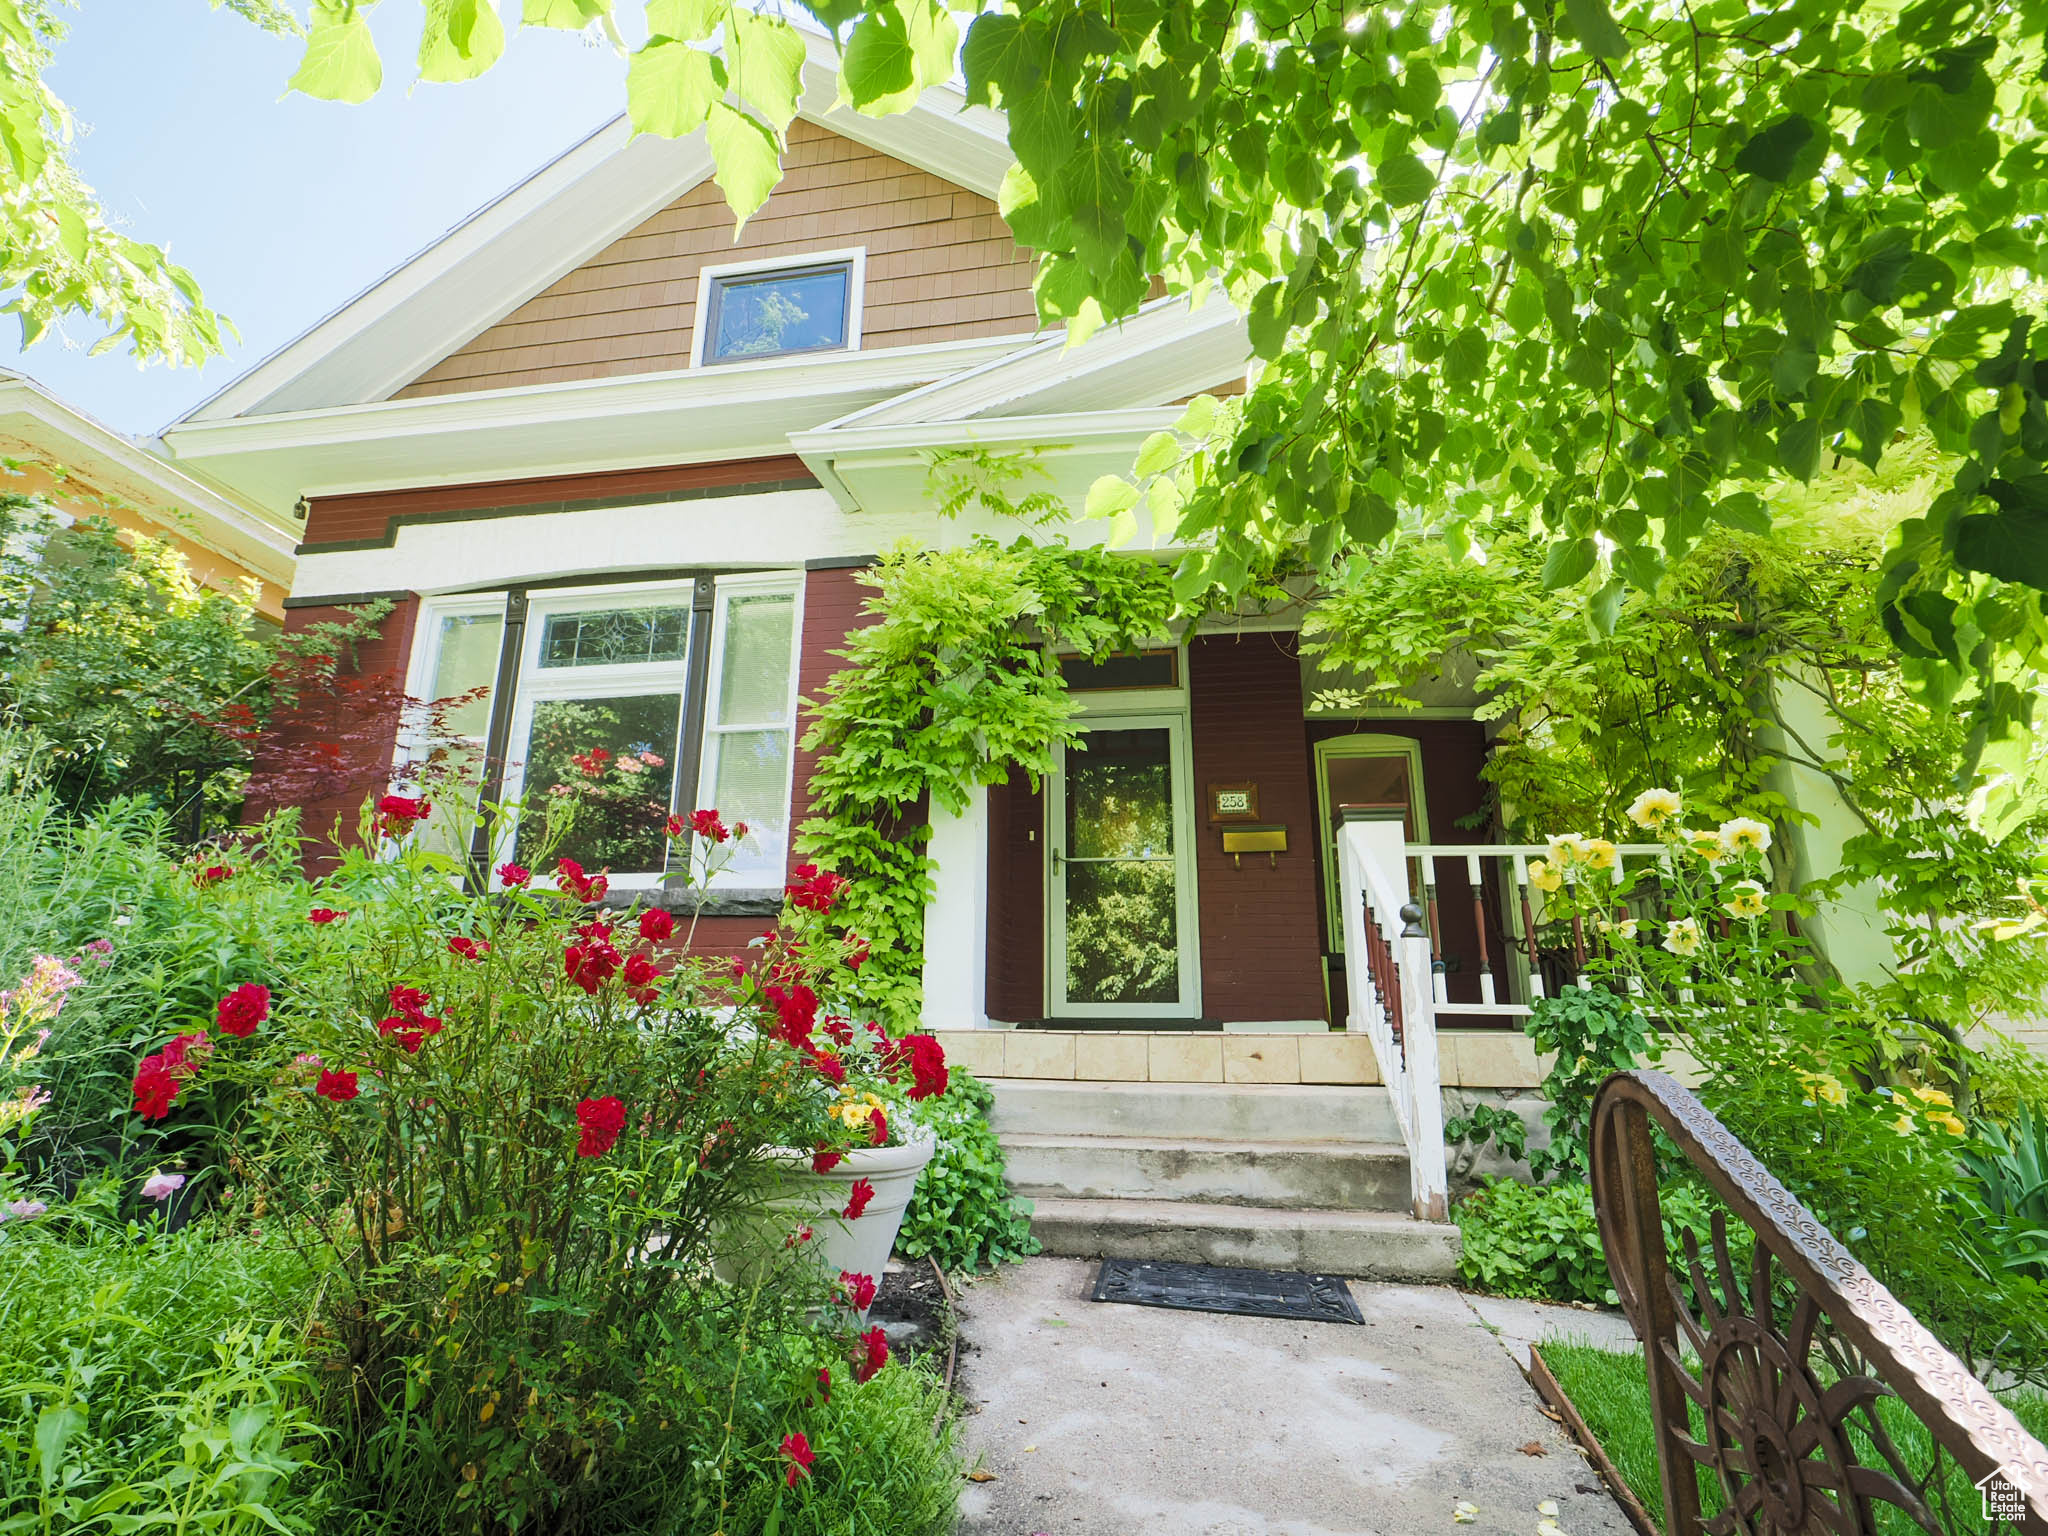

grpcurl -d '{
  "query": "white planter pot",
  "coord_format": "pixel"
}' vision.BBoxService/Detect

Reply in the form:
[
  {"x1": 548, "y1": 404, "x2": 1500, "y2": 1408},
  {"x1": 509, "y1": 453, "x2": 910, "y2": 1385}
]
[{"x1": 713, "y1": 1128, "x2": 936, "y2": 1310}]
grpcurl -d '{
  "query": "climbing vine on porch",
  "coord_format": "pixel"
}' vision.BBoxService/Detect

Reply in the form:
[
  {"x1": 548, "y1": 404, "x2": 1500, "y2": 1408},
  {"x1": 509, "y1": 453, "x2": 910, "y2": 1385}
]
[{"x1": 795, "y1": 536, "x2": 1178, "y2": 1025}]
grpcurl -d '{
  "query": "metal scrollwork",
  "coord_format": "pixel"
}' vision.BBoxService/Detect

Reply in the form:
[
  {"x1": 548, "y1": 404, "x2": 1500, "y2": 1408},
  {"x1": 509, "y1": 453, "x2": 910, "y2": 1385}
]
[{"x1": 1590, "y1": 1071, "x2": 2048, "y2": 1535}]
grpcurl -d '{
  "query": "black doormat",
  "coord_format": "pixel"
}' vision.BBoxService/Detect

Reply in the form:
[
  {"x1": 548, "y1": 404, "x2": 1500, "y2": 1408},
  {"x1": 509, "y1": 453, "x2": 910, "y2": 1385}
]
[{"x1": 1090, "y1": 1258, "x2": 1363, "y2": 1325}]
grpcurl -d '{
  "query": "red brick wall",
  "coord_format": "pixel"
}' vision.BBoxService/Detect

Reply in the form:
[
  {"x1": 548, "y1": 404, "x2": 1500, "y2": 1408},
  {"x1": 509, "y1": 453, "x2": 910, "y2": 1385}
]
[
  {"x1": 1188, "y1": 633, "x2": 1327, "y2": 1023},
  {"x1": 985, "y1": 771, "x2": 1045, "y2": 1021},
  {"x1": 245, "y1": 597, "x2": 421, "y2": 873}
]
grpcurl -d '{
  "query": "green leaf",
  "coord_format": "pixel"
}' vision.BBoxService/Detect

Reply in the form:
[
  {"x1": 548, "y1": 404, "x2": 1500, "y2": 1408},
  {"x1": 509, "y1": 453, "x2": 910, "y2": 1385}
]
[
  {"x1": 1955, "y1": 507, "x2": 2048, "y2": 589},
  {"x1": 726, "y1": 8, "x2": 806, "y2": 131},
  {"x1": 1588, "y1": 578, "x2": 1626, "y2": 635},
  {"x1": 1711, "y1": 492, "x2": 1771, "y2": 535},
  {"x1": 960, "y1": 12, "x2": 1030, "y2": 107},
  {"x1": 289, "y1": 0, "x2": 382, "y2": 103},
  {"x1": 1732, "y1": 115, "x2": 1816, "y2": 182},
  {"x1": 1174, "y1": 395, "x2": 1219, "y2": 439},
  {"x1": 419, "y1": 0, "x2": 505, "y2": 83},
  {"x1": 1541, "y1": 537, "x2": 1598, "y2": 590},
  {"x1": 1503, "y1": 276, "x2": 1544, "y2": 335},
  {"x1": 705, "y1": 102, "x2": 782, "y2": 224},
  {"x1": 1443, "y1": 325, "x2": 1489, "y2": 387},
  {"x1": 1134, "y1": 431, "x2": 1180, "y2": 478},
  {"x1": 1561, "y1": 0, "x2": 1629, "y2": 59},
  {"x1": 646, "y1": 0, "x2": 720, "y2": 40},
  {"x1": 1375, "y1": 153, "x2": 1435, "y2": 208},
  {"x1": 1778, "y1": 417, "x2": 1823, "y2": 482},
  {"x1": 627, "y1": 41, "x2": 725, "y2": 139},
  {"x1": 1085, "y1": 475, "x2": 1140, "y2": 522},
  {"x1": 841, "y1": 6, "x2": 916, "y2": 114},
  {"x1": 523, "y1": 0, "x2": 608, "y2": 26}
]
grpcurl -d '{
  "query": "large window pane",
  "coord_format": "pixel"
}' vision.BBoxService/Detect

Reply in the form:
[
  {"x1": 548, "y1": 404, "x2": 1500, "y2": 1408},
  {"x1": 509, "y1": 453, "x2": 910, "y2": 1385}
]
[
  {"x1": 540, "y1": 607, "x2": 690, "y2": 669},
  {"x1": 707, "y1": 267, "x2": 850, "y2": 361},
  {"x1": 709, "y1": 728, "x2": 792, "y2": 873},
  {"x1": 717, "y1": 593, "x2": 796, "y2": 724},
  {"x1": 1066, "y1": 729, "x2": 1174, "y2": 860},
  {"x1": 516, "y1": 694, "x2": 682, "y2": 872},
  {"x1": 1064, "y1": 861, "x2": 1180, "y2": 1004}
]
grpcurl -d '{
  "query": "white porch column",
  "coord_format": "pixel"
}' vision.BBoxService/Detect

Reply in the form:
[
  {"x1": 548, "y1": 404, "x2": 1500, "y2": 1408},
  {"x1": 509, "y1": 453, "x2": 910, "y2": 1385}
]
[{"x1": 920, "y1": 783, "x2": 990, "y2": 1030}]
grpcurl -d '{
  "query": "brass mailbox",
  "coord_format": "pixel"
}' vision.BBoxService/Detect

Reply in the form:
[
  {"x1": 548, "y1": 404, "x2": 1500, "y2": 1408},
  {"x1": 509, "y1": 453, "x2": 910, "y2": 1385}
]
[{"x1": 1220, "y1": 823, "x2": 1287, "y2": 868}]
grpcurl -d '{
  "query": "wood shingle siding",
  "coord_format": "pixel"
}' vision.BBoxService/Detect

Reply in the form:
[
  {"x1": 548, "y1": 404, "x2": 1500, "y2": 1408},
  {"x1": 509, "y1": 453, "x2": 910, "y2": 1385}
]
[{"x1": 395, "y1": 120, "x2": 1042, "y2": 399}]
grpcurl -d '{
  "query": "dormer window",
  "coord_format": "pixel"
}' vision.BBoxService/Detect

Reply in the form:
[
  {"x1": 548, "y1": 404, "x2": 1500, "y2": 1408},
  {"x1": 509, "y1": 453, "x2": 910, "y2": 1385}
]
[{"x1": 694, "y1": 251, "x2": 862, "y2": 365}]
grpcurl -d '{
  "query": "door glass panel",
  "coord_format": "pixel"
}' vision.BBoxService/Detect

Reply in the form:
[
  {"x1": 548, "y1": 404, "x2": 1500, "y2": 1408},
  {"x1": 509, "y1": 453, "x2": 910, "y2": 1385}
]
[
  {"x1": 1063, "y1": 727, "x2": 1179, "y2": 1007},
  {"x1": 515, "y1": 693, "x2": 683, "y2": 872},
  {"x1": 1324, "y1": 751, "x2": 1415, "y2": 836}
]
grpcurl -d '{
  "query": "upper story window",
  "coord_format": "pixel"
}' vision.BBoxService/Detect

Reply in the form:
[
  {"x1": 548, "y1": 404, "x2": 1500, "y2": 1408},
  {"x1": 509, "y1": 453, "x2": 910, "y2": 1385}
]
[{"x1": 694, "y1": 251, "x2": 863, "y2": 366}]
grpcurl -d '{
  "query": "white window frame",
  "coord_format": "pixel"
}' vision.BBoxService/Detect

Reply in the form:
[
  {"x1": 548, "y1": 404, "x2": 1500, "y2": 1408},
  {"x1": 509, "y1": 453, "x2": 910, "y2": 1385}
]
[
  {"x1": 393, "y1": 591, "x2": 509, "y2": 789},
  {"x1": 497, "y1": 580, "x2": 700, "y2": 893},
  {"x1": 688, "y1": 247, "x2": 867, "y2": 368},
  {"x1": 692, "y1": 571, "x2": 805, "y2": 889}
]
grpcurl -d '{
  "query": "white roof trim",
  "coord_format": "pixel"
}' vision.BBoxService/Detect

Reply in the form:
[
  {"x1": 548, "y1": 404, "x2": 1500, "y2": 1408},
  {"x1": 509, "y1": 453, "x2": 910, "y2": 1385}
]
[
  {"x1": 819, "y1": 294, "x2": 1248, "y2": 429},
  {"x1": 178, "y1": 31, "x2": 1015, "y2": 426},
  {"x1": 0, "y1": 372, "x2": 295, "y2": 586},
  {"x1": 157, "y1": 334, "x2": 1037, "y2": 515}
]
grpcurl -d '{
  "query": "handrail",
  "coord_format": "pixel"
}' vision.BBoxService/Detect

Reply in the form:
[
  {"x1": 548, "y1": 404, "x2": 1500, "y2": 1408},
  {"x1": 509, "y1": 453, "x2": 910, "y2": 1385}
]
[
  {"x1": 1591, "y1": 1069, "x2": 2048, "y2": 1533},
  {"x1": 1337, "y1": 820, "x2": 1448, "y2": 1221}
]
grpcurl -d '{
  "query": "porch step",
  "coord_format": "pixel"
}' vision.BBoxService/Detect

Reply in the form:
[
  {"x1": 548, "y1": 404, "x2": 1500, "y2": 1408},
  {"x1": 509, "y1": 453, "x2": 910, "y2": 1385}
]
[
  {"x1": 1027, "y1": 1197, "x2": 1460, "y2": 1281},
  {"x1": 984, "y1": 1078, "x2": 1403, "y2": 1142},
  {"x1": 1002, "y1": 1132, "x2": 1412, "y2": 1212}
]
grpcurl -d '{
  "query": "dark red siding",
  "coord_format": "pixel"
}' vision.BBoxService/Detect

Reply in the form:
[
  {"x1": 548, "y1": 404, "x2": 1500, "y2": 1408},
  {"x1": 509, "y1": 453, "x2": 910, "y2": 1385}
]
[
  {"x1": 245, "y1": 597, "x2": 421, "y2": 874},
  {"x1": 789, "y1": 564, "x2": 875, "y2": 876},
  {"x1": 1188, "y1": 633, "x2": 1327, "y2": 1023},
  {"x1": 985, "y1": 771, "x2": 1045, "y2": 1021}
]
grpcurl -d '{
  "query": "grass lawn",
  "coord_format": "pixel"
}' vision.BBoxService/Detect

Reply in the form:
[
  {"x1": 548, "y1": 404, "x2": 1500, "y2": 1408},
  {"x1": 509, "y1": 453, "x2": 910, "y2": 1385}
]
[{"x1": 1541, "y1": 1340, "x2": 2048, "y2": 1535}]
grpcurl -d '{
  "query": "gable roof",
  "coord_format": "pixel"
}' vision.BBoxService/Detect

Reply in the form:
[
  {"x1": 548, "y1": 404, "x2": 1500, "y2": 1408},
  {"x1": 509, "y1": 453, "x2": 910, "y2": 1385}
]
[{"x1": 176, "y1": 29, "x2": 1013, "y2": 425}]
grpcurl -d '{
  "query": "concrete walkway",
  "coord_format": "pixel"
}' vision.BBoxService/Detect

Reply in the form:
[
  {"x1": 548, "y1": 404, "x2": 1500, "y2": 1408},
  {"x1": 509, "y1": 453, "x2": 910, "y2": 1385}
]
[{"x1": 953, "y1": 1259, "x2": 1639, "y2": 1536}]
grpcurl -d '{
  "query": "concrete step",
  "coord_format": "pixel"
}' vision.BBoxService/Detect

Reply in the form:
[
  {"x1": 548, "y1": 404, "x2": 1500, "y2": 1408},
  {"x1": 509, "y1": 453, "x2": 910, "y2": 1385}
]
[
  {"x1": 984, "y1": 1078, "x2": 1402, "y2": 1143},
  {"x1": 1002, "y1": 1132, "x2": 1412, "y2": 1212},
  {"x1": 1027, "y1": 1197, "x2": 1461, "y2": 1281}
]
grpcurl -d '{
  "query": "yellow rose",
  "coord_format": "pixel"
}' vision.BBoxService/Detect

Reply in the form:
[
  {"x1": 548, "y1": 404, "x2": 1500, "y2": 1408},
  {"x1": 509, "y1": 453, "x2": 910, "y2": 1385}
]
[
  {"x1": 1546, "y1": 833, "x2": 1591, "y2": 867},
  {"x1": 1892, "y1": 1111, "x2": 1917, "y2": 1135},
  {"x1": 1528, "y1": 858, "x2": 1563, "y2": 894},
  {"x1": 1910, "y1": 1085, "x2": 1954, "y2": 1108},
  {"x1": 1626, "y1": 787, "x2": 1683, "y2": 829},
  {"x1": 1718, "y1": 817, "x2": 1772, "y2": 857},
  {"x1": 1724, "y1": 880, "x2": 1768, "y2": 920},
  {"x1": 1662, "y1": 917, "x2": 1703, "y2": 957},
  {"x1": 1929, "y1": 1111, "x2": 1967, "y2": 1138},
  {"x1": 1583, "y1": 838, "x2": 1619, "y2": 872},
  {"x1": 1680, "y1": 827, "x2": 1727, "y2": 865}
]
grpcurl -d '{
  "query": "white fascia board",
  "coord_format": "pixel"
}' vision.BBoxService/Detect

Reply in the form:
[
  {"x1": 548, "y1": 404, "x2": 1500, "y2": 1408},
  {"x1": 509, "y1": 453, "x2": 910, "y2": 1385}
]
[
  {"x1": 822, "y1": 295, "x2": 1248, "y2": 429},
  {"x1": 0, "y1": 375, "x2": 296, "y2": 585},
  {"x1": 159, "y1": 335, "x2": 1035, "y2": 516},
  {"x1": 181, "y1": 32, "x2": 1017, "y2": 427}
]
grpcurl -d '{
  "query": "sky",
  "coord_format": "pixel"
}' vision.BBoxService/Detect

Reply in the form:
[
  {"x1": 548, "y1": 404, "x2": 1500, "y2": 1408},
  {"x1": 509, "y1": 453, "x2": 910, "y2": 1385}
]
[{"x1": 3, "y1": 4, "x2": 635, "y2": 437}]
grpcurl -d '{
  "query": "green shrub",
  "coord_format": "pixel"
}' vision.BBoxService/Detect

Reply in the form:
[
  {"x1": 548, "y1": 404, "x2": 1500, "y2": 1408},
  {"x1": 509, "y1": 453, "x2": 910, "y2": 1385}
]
[
  {"x1": 0, "y1": 1202, "x2": 332, "y2": 1531},
  {"x1": 1454, "y1": 1176, "x2": 1739, "y2": 1306},
  {"x1": 898, "y1": 1069, "x2": 1038, "y2": 1273}
]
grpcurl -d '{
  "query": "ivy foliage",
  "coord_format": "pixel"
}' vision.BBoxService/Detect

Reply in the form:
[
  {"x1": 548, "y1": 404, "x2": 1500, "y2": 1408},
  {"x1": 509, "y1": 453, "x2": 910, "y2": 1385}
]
[
  {"x1": 278, "y1": 0, "x2": 2048, "y2": 768},
  {"x1": 795, "y1": 536, "x2": 1175, "y2": 1024}
]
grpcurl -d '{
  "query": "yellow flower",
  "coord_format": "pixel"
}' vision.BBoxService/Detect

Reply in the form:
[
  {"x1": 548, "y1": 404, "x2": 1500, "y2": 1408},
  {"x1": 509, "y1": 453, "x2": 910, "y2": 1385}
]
[
  {"x1": 1582, "y1": 838, "x2": 1620, "y2": 873},
  {"x1": 1681, "y1": 827, "x2": 1727, "y2": 865},
  {"x1": 1528, "y1": 858, "x2": 1563, "y2": 894},
  {"x1": 1928, "y1": 1111, "x2": 1968, "y2": 1138},
  {"x1": 1546, "y1": 832, "x2": 1591, "y2": 867},
  {"x1": 1626, "y1": 787, "x2": 1683, "y2": 829},
  {"x1": 1910, "y1": 1085, "x2": 1954, "y2": 1108},
  {"x1": 1718, "y1": 817, "x2": 1772, "y2": 858},
  {"x1": 1892, "y1": 1111, "x2": 1917, "y2": 1135},
  {"x1": 1724, "y1": 880, "x2": 1768, "y2": 920},
  {"x1": 1662, "y1": 917, "x2": 1703, "y2": 957},
  {"x1": 1815, "y1": 1075, "x2": 1847, "y2": 1107},
  {"x1": 1596, "y1": 917, "x2": 1640, "y2": 941}
]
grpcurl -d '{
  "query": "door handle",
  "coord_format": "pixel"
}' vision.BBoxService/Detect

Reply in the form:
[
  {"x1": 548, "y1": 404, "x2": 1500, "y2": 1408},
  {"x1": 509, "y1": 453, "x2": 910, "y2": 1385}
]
[{"x1": 1051, "y1": 848, "x2": 1064, "y2": 873}]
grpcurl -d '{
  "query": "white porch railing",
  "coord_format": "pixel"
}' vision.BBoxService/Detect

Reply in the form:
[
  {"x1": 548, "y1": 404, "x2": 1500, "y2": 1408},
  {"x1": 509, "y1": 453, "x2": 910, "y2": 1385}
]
[
  {"x1": 1336, "y1": 829, "x2": 1668, "y2": 1222},
  {"x1": 1335, "y1": 818, "x2": 1449, "y2": 1221}
]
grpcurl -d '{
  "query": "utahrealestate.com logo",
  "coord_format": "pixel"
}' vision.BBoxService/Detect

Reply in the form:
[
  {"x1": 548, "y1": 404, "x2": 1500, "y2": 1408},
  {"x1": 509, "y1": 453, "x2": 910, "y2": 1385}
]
[{"x1": 1976, "y1": 1467, "x2": 2026, "y2": 1526}]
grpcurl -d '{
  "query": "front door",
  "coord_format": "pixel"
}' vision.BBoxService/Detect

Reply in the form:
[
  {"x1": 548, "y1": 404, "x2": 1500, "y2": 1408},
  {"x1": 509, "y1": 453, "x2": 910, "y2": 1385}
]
[{"x1": 1047, "y1": 717, "x2": 1201, "y2": 1019}]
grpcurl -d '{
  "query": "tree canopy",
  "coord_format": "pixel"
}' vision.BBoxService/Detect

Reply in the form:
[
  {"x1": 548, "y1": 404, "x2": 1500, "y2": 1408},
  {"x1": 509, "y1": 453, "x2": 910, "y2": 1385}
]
[{"x1": 273, "y1": 0, "x2": 2048, "y2": 773}]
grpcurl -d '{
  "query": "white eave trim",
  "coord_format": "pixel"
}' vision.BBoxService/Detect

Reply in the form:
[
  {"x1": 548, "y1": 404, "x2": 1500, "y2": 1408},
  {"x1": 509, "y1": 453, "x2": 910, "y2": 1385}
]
[
  {"x1": 178, "y1": 31, "x2": 1015, "y2": 426},
  {"x1": 822, "y1": 294, "x2": 1248, "y2": 429}
]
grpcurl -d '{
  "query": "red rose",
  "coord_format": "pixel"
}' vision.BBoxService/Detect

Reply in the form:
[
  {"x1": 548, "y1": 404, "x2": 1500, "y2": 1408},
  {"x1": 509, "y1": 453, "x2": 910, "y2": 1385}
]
[
  {"x1": 215, "y1": 983, "x2": 271, "y2": 1038},
  {"x1": 315, "y1": 1068, "x2": 359, "y2": 1102},
  {"x1": 564, "y1": 935, "x2": 621, "y2": 994},
  {"x1": 161, "y1": 1031, "x2": 211, "y2": 1077},
  {"x1": 447, "y1": 936, "x2": 490, "y2": 961},
  {"x1": 844, "y1": 932, "x2": 869, "y2": 971},
  {"x1": 842, "y1": 1177, "x2": 874, "y2": 1220},
  {"x1": 576, "y1": 1095, "x2": 626, "y2": 1158},
  {"x1": 375, "y1": 794, "x2": 431, "y2": 837},
  {"x1": 623, "y1": 952, "x2": 662, "y2": 1005},
  {"x1": 812, "y1": 1146, "x2": 844, "y2": 1175},
  {"x1": 807, "y1": 1047, "x2": 846, "y2": 1086},
  {"x1": 637, "y1": 908, "x2": 674, "y2": 943},
  {"x1": 839, "y1": 1270, "x2": 877, "y2": 1310},
  {"x1": 779, "y1": 1431, "x2": 815, "y2": 1487},
  {"x1": 377, "y1": 1016, "x2": 426, "y2": 1053},
  {"x1": 901, "y1": 1034, "x2": 950, "y2": 1101},
  {"x1": 307, "y1": 907, "x2": 345, "y2": 924},
  {"x1": 193, "y1": 863, "x2": 233, "y2": 886},
  {"x1": 868, "y1": 1106, "x2": 888, "y2": 1146},
  {"x1": 555, "y1": 858, "x2": 609, "y2": 903},
  {"x1": 131, "y1": 1055, "x2": 181, "y2": 1120},
  {"x1": 817, "y1": 1366, "x2": 832, "y2": 1402},
  {"x1": 765, "y1": 982, "x2": 818, "y2": 1045},
  {"x1": 785, "y1": 863, "x2": 850, "y2": 914},
  {"x1": 388, "y1": 984, "x2": 432, "y2": 1019},
  {"x1": 689, "y1": 808, "x2": 730, "y2": 844},
  {"x1": 852, "y1": 1326, "x2": 890, "y2": 1384},
  {"x1": 497, "y1": 862, "x2": 532, "y2": 887}
]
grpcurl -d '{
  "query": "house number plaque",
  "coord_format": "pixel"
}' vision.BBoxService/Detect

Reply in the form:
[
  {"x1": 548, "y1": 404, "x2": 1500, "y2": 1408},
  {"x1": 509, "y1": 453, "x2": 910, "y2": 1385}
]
[{"x1": 1207, "y1": 781, "x2": 1259, "y2": 824}]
